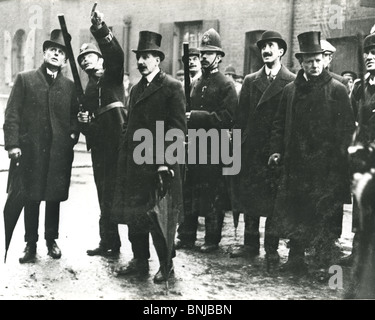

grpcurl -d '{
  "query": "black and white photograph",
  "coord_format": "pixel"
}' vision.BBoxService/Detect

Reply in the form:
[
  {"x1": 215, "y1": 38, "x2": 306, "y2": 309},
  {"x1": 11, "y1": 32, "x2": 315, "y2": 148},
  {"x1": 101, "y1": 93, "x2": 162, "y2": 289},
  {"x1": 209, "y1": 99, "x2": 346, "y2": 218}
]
[{"x1": 0, "y1": 0, "x2": 375, "y2": 304}]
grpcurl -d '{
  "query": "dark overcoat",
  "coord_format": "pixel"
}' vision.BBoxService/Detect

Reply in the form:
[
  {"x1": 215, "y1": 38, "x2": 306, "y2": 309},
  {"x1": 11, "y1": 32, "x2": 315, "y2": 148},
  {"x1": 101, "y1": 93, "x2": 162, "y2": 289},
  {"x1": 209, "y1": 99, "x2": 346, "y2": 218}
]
[
  {"x1": 269, "y1": 69, "x2": 356, "y2": 242},
  {"x1": 234, "y1": 65, "x2": 295, "y2": 216},
  {"x1": 3, "y1": 64, "x2": 79, "y2": 201},
  {"x1": 80, "y1": 23, "x2": 127, "y2": 215},
  {"x1": 111, "y1": 70, "x2": 187, "y2": 224},
  {"x1": 186, "y1": 70, "x2": 237, "y2": 214}
]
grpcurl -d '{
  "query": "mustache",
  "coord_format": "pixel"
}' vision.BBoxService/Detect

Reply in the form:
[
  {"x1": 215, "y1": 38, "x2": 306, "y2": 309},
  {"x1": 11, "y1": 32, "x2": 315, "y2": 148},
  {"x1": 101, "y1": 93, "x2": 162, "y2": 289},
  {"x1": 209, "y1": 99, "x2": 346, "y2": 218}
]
[
  {"x1": 263, "y1": 52, "x2": 273, "y2": 58},
  {"x1": 137, "y1": 64, "x2": 147, "y2": 70}
]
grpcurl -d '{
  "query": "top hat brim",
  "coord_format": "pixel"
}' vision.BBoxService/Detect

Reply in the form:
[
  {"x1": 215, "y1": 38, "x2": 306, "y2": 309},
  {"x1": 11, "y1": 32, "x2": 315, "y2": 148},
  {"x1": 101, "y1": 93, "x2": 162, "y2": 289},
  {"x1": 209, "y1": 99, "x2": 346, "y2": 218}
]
[
  {"x1": 198, "y1": 45, "x2": 225, "y2": 57},
  {"x1": 256, "y1": 38, "x2": 288, "y2": 56},
  {"x1": 43, "y1": 40, "x2": 67, "y2": 53},
  {"x1": 132, "y1": 49, "x2": 165, "y2": 62},
  {"x1": 295, "y1": 49, "x2": 324, "y2": 59}
]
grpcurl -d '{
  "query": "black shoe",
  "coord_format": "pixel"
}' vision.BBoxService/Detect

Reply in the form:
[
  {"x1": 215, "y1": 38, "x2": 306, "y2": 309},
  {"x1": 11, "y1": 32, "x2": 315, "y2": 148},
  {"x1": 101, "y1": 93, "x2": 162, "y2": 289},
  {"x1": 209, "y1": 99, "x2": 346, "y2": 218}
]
[
  {"x1": 116, "y1": 259, "x2": 149, "y2": 277},
  {"x1": 47, "y1": 240, "x2": 62, "y2": 259},
  {"x1": 175, "y1": 240, "x2": 195, "y2": 250},
  {"x1": 153, "y1": 262, "x2": 175, "y2": 284},
  {"x1": 19, "y1": 243, "x2": 37, "y2": 264},
  {"x1": 200, "y1": 243, "x2": 219, "y2": 253},
  {"x1": 230, "y1": 245, "x2": 260, "y2": 258},
  {"x1": 87, "y1": 246, "x2": 120, "y2": 257}
]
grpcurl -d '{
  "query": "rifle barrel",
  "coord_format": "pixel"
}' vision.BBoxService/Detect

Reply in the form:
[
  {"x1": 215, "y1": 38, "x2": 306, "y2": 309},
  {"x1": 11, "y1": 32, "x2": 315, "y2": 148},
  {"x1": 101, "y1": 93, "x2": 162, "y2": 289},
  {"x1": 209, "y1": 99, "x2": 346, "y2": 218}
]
[
  {"x1": 183, "y1": 42, "x2": 191, "y2": 112},
  {"x1": 58, "y1": 14, "x2": 85, "y2": 109}
]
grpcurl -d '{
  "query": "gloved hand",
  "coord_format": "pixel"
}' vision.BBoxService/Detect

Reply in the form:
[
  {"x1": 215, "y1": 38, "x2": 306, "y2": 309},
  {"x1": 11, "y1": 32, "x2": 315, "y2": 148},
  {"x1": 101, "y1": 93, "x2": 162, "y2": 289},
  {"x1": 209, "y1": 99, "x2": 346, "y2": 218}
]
[
  {"x1": 268, "y1": 153, "x2": 281, "y2": 166},
  {"x1": 91, "y1": 8, "x2": 104, "y2": 29},
  {"x1": 156, "y1": 167, "x2": 174, "y2": 199},
  {"x1": 8, "y1": 147, "x2": 22, "y2": 160}
]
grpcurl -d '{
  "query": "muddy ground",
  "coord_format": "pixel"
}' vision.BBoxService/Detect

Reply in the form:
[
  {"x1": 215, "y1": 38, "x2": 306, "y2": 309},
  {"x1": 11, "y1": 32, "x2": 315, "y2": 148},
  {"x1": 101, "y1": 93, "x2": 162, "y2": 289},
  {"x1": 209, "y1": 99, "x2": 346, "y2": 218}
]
[{"x1": 0, "y1": 146, "x2": 355, "y2": 301}]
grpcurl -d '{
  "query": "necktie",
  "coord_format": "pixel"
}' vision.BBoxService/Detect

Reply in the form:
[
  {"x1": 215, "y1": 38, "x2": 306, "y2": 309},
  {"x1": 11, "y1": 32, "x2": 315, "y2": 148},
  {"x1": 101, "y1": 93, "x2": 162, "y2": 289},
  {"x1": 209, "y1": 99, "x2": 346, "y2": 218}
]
[{"x1": 140, "y1": 77, "x2": 148, "y2": 93}]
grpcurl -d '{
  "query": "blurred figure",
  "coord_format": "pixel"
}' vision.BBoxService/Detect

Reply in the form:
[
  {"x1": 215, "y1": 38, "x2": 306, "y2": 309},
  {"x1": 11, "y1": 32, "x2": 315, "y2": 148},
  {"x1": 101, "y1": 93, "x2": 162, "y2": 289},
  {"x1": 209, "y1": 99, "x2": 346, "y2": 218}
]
[
  {"x1": 341, "y1": 70, "x2": 357, "y2": 95},
  {"x1": 321, "y1": 39, "x2": 350, "y2": 94},
  {"x1": 123, "y1": 72, "x2": 133, "y2": 113},
  {"x1": 176, "y1": 69, "x2": 185, "y2": 82},
  {"x1": 224, "y1": 65, "x2": 242, "y2": 96}
]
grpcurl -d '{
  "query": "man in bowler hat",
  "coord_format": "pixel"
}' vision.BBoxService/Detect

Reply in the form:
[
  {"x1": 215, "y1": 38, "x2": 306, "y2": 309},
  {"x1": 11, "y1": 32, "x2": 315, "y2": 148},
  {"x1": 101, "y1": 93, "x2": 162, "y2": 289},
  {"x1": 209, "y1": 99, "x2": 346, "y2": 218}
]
[
  {"x1": 3, "y1": 29, "x2": 80, "y2": 263},
  {"x1": 182, "y1": 47, "x2": 202, "y2": 84},
  {"x1": 77, "y1": 8, "x2": 127, "y2": 257},
  {"x1": 111, "y1": 30, "x2": 186, "y2": 283},
  {"x1": 268, "y1": 31, "x2": 355, "y2": 275},
  {"x1": 175, "y1": 28, "x2": 237, "y2": 253},
  {"x1": 231, "y1": 31, "x2": 295, "y2": 269}
]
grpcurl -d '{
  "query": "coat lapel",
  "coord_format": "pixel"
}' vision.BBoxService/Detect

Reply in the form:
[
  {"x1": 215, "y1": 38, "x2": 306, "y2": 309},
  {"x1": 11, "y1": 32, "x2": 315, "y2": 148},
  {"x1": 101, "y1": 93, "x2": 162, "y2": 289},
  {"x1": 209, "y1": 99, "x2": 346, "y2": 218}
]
[
  {"x1": 257, "y1": 65, "x2": 291, "y2": 108},
  {"x1": 134, "y1": 71, "x2": 165, "y2": 106}
]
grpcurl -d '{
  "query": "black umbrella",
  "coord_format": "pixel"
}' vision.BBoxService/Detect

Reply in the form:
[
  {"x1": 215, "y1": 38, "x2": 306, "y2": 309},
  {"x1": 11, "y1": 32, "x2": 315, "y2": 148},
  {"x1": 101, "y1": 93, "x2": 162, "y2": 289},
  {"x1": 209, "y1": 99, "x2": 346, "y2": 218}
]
[
  {"x1": 4, "y1": 159, "x2": 25, "y2": 263},
  {"x1": 147, "y1": 187, "x2": 177, "y2": 293}
]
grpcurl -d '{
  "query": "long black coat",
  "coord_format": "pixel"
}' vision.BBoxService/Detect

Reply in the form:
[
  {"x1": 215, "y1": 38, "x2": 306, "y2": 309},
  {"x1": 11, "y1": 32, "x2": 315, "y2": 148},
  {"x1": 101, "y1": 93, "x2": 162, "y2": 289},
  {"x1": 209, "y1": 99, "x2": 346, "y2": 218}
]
[
  {"x1": 186, "y1": 70, "x2": 237, "y2": 214},
  {"x1": 111, "y1": 70, "x2": 187, "y2": 224},
  {"x1": 80, "y1": 23, "x2": 127, "y2": 215},
  {"x1": 234, "y1": 65, "x2": 295, "y2": 217},
  {"x1": 4, "y1": 64, "x2": 79, "y2": 201},
  {"x1": 269, "y1": 69, "x2": 355, "y2": 242}
]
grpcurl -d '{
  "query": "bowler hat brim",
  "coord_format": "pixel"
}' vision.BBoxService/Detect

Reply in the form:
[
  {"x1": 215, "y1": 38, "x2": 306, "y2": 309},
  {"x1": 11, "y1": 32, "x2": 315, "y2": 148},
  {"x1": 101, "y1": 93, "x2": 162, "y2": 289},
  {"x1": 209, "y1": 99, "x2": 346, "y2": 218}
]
[
  {"x1": 257, "y1": 38, "x2": 287, "y2": 56},
  {"x1": 132, "y1": 49, "x2": 165, "y2": 62},
  {"x1": 43, "y1": 40, "x2": 67, "y2": 54}
]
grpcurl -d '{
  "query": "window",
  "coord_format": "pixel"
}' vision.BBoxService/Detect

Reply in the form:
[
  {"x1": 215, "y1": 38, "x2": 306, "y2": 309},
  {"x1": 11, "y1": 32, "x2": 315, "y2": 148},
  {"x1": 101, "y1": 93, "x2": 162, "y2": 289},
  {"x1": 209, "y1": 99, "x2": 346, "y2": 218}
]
[{"x1": 243, "y1": 30, "x2": 265, "y2": 76}]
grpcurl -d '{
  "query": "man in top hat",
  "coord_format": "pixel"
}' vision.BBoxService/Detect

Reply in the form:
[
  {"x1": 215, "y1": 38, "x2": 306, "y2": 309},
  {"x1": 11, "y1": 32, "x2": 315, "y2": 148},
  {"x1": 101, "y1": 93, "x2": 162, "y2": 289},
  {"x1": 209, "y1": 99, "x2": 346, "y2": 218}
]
[
  {"x1": 175, "y1": 28, "x2": 237, "y2": 253},
  {"x1": 111, "y1": 30, "x2": 186, "y2": 283},
  {"x1": 224, "y1": 65, "x2": 242, "y2": 96},
  {"x1": 321, "y1": 39, "x2": 350, "y2": 94},
  {"x1": 230, "y1": 31, "x2": 295, "y2": 269},
  {"x1": 77, "y1": 8, "x2": 127, "y2": 258},
  {"x1": 268, "y1": 31, "x2": 355, "y2": 275},
  {"x1": 3, "y1": 29, "x2": 80, "y2": 263},
  {"x1": 182, "y1": 47, "x2": 202, "y2": 84}
]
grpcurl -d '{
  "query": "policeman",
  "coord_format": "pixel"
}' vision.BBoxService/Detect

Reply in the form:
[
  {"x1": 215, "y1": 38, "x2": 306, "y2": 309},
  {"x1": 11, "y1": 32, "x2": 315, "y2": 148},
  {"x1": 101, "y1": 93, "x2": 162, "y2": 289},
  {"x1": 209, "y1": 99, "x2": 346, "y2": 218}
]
[{"x1": 176, "y1": 28, "x2": 238, "y2": 253}]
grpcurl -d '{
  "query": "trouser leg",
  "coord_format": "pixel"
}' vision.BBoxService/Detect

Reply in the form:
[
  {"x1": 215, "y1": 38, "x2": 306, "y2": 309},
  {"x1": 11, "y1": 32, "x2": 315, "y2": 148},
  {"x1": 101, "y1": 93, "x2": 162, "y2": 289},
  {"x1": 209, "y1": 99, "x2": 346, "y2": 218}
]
[
  {"x1": 244, "y1": 214, "x2": 260, "y2": 251},
  {"x1": 45, "y1": 201, "x2": 60, "y2": 241},
  {"x1": 127, "y1": 213, "x2": 150, "y2": 260},
  {"x1": 99, "y1": 209, "x2": 121, "y2": 250},
  {"x1": 264, "y1": 216, "x2": 279, "y2": 254},
  {"x1": 24, "y1": 201, "x2": 41, "y2": 243},
  {"x1": 204, "y1": 209, "x2": 225, "y2": 245}
]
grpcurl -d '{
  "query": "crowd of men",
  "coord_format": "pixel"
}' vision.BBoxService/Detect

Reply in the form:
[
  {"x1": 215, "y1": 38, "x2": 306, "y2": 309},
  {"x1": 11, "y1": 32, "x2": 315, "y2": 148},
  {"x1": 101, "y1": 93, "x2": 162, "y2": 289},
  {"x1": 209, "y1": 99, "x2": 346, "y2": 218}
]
[{"x1": 3, "y1": 7, "x2": 375, "y2": 298}]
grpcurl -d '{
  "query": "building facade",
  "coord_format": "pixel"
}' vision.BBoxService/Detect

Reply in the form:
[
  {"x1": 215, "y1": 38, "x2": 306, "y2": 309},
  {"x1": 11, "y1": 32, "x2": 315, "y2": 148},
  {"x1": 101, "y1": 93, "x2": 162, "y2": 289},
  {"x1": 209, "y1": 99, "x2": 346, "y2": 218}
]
[{"x1": 1, "y1": 0, "x2": 375, "y2": 111}]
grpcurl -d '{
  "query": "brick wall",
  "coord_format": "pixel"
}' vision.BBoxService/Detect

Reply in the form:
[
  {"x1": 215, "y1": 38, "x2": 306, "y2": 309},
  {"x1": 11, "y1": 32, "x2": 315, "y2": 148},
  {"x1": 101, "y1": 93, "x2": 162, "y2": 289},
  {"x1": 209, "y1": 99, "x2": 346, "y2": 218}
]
[{"x1": 1, "y1": 0, "x2": 375, "y2": 94}]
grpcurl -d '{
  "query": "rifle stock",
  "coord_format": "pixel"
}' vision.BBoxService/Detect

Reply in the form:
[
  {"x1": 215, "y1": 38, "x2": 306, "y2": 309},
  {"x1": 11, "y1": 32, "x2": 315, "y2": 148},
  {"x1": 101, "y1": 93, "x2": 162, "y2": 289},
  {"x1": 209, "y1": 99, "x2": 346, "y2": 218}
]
[
  {"x1": 58, "y1": 14, "x2": 85, "y2": 111},
  {"x1": 183, "y1": 42, "x2": 191, "y2": 112}
]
